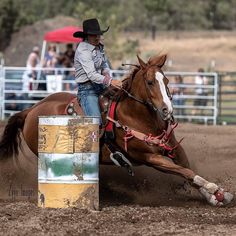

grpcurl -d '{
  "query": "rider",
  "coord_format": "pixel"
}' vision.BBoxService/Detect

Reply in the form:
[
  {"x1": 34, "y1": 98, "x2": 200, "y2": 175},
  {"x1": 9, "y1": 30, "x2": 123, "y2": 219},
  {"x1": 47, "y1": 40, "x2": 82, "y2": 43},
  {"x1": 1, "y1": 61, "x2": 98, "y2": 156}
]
[
  {"x1": 73, "y1": 19, "x2": 132, "y2": 174},
  {"x1": 73, "y1": 18, "x2": 122, "y2": 118}
]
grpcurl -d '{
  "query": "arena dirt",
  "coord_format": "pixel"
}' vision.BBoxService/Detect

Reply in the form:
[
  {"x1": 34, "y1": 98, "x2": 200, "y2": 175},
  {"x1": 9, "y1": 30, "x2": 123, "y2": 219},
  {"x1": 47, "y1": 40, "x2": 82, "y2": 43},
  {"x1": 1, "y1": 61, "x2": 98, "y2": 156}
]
[{"x1": 0, "y1": 123, "x2": 236, "y2": 235}]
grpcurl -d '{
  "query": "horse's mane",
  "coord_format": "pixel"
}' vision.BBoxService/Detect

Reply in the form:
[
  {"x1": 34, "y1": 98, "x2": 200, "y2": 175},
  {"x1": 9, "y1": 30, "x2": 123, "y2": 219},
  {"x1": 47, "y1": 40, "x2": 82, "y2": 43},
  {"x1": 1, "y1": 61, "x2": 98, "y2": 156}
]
[{"x1": 110, "y1": 67, "x2": 140, "y2": 101}]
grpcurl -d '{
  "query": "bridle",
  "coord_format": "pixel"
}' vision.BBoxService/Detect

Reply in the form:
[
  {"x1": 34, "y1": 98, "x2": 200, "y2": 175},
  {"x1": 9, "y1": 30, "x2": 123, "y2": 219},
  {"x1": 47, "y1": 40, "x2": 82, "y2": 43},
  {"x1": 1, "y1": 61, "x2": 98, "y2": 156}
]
[
  {"x1": 120, "y1": 65, "x2": 173, "y2": 121},
  {"x1": 105, "y1": 62, "x2": 180, "y2": 159}
]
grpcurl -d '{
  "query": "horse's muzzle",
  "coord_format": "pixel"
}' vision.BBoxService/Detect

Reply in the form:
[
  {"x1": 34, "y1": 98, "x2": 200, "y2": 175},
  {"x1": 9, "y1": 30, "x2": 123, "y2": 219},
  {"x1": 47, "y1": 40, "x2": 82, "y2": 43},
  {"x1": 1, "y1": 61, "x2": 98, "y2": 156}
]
[{"x1": 161, "y1": 107, "x2": 173, "y2": 121}]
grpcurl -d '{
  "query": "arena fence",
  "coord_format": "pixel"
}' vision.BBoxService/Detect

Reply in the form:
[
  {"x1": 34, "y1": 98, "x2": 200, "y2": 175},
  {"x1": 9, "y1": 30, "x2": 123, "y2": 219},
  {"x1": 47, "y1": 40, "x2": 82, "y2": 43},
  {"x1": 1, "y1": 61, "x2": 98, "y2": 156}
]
[
  {"x1": 0, "y1": 66, "x2": 218, "y2": 124},
  {"x1": 218, "y1": 72, "x2": 236, "y2": 125}
]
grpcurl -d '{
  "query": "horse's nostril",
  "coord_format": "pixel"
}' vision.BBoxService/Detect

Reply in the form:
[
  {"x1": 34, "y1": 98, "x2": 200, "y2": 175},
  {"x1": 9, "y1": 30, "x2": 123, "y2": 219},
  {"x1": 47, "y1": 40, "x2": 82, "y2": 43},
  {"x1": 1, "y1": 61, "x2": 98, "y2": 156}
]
[{"x1": 162, "y1": 107, "x2": 168, "y2": 115}]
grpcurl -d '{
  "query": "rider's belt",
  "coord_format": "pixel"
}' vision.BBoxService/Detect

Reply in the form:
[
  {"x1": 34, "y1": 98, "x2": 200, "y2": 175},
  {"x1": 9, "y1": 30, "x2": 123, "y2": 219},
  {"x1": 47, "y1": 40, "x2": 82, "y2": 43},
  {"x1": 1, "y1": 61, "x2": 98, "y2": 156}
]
[{"x1": 78, "y1": 80, "x2": 92, "y2": 85}]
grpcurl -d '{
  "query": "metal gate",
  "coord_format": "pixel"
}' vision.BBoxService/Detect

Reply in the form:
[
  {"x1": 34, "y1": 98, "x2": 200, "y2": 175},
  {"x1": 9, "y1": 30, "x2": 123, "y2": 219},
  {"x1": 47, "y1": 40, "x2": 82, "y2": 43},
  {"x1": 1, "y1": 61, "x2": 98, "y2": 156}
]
[
  {"x1": 218, "y1": 72, "x2": 236, "y2": 124},
  {"x1": 0, "y1": 67, "x2": 218, "y2": 124}
]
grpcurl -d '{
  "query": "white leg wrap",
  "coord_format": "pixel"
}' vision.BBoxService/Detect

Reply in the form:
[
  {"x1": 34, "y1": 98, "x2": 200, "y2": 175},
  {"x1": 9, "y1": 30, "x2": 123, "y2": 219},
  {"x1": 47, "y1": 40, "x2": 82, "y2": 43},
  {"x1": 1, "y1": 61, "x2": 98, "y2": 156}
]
[
  {"x1": 193, "y1": 175, "x2": 208, "y2": 187},
  {"x1": 193, "y1": 175, "x2": 218, "y2": 194},
  {"x1": 194, "y1": 175, "x2": 233, "y2": 206},
  {"x1": 199, "y1": 187, "x2": 223, "y2": 206},
  {"x1": 203, "y1": 182, "x2": 218, "y2": 194}
]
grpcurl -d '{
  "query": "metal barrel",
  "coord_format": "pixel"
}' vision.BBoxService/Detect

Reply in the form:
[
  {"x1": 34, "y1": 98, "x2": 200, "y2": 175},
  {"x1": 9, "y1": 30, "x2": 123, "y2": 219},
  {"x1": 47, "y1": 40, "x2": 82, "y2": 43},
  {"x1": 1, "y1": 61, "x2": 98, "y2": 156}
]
[{"x1": 38, "y1": 116, "x2": 99, "y2": 209}]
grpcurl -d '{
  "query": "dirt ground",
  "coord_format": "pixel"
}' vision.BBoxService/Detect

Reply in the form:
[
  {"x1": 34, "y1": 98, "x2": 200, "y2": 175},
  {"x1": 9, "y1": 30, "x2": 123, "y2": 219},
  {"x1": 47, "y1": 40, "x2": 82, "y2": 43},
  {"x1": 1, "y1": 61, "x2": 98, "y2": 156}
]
[{"x1": 0, "y1": 122, "x2": 236, "y2": 235}]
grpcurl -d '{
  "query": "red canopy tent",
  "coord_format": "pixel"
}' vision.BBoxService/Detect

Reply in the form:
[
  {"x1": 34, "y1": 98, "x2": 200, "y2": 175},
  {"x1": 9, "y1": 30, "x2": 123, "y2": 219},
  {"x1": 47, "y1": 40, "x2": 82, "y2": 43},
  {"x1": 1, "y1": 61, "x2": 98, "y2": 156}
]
[
  {"x1": 44, "y1": 26, "x2": 83, "y2": 43},
  {"x1": 41, "y1": 26, "x2": 82, "y2": 62}
]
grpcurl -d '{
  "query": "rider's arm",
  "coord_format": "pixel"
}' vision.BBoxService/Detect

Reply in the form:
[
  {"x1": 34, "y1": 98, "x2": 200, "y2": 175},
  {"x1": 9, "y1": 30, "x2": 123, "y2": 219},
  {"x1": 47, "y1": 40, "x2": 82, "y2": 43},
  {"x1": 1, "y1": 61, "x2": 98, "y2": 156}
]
[{"x1": 77, "y1": 48, "x2": 111, "y2": 87}]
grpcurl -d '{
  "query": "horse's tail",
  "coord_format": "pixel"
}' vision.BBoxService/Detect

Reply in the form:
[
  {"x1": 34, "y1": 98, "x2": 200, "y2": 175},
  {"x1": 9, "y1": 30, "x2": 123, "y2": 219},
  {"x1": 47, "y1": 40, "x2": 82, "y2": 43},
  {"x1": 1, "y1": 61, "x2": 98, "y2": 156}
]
[{"x1": 0, "y1": 109, "x2": 29, "y2": 160}]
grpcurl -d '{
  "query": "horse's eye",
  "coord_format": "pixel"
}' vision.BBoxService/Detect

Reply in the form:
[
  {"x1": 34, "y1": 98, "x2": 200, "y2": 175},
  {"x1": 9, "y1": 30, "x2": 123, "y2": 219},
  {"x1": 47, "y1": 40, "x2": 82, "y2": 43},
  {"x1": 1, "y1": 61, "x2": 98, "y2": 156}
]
[{"x1": 147, "y1": 80, "x2": 154, "y2": 86}]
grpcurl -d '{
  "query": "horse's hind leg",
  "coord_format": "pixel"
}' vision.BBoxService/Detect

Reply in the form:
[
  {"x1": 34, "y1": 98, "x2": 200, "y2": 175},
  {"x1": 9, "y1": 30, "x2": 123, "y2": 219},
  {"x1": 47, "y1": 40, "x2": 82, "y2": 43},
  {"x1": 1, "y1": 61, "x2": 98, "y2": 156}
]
[{"x1": 146, "y1": 153, "x2": 234, "y2": 206}]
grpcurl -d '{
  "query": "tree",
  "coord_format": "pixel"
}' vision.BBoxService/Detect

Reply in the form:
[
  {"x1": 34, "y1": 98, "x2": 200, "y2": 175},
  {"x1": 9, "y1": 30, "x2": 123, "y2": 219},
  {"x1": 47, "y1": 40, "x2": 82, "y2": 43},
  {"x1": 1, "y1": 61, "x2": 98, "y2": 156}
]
[
  {"x1": 0, "y1": 0, "x2": 18, "y2": 51},
  {"x1": 206, "y1": 0, "x2": 235, "y2": 29}
]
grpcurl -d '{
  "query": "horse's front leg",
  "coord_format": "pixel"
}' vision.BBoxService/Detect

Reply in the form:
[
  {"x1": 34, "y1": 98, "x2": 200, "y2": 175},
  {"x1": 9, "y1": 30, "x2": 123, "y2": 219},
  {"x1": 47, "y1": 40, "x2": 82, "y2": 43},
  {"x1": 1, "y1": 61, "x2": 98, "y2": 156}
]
[
  {"x1": 146, "y1": 153, "x2": 234, "y2": 206},
  {"x1": 168, "y1": 133, "x2": 190, "y2": 168}
]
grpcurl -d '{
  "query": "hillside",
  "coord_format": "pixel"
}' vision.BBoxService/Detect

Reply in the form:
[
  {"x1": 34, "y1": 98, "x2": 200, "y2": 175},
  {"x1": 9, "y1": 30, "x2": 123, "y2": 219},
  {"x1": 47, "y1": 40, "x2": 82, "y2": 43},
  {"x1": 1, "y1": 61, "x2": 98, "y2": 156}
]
[
  {"x1": 3, "y1": 16, "x2": 78, "y2": 67},
  {"x1": 138, "y1": 31, "x2": 236, "y2": 72},
  {"x1": 3, "y1": 16, "x2": 236, "y2": 72}
]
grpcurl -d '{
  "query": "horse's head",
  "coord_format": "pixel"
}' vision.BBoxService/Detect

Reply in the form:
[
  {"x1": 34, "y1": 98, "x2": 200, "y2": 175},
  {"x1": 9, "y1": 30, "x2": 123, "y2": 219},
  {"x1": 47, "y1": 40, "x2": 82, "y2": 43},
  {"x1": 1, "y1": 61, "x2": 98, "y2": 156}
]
[{"x1": 131, "y1": 54, "x2": 173, "y2": 121}]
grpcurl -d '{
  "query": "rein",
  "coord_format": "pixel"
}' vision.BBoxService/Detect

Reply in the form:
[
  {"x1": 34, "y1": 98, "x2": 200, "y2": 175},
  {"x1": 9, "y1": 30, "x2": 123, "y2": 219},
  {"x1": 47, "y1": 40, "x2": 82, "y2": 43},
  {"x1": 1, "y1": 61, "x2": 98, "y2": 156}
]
[
  {"x1": 106, "y1": 115, "x2": 183, "y2": 158},
  {"x1": 106, "y1": 63, "x2": 180, "y2": 158},
  {"x1": 119, "y1": 86, "x2": 173, "y2": 122},
  {"x1": 120, "y1": 66, "x2": 173, "y2": 121}
]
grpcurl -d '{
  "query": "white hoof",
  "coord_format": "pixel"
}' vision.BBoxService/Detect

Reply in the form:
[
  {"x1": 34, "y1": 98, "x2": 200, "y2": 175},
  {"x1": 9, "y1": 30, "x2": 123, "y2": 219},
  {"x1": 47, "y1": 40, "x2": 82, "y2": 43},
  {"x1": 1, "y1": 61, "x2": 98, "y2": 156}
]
[
  {"x1": 199, "y1": 187, "x2": 221, "y2": 206},
  {"x1": 200, "y1": 187, "x2": 234, "y2": 206}
]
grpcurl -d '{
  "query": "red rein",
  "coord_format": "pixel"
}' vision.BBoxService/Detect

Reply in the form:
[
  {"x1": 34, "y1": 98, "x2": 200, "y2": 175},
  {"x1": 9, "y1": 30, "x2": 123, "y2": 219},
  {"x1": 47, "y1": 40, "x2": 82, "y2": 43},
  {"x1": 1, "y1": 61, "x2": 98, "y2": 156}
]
[{"x1": 107, "y1": 116, "x2": 183, "y2": 159}]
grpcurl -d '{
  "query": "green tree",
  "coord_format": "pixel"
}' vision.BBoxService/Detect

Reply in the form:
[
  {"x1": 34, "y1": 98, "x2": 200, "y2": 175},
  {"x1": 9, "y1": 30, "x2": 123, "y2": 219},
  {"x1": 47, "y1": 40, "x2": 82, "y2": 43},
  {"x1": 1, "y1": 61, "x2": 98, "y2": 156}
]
[
  {"x1": 0, "y1": 0, "x2": 18, "y2": 50},
  {"x1": 206, "y1": 0, "x2": 236, "y2": 29}
]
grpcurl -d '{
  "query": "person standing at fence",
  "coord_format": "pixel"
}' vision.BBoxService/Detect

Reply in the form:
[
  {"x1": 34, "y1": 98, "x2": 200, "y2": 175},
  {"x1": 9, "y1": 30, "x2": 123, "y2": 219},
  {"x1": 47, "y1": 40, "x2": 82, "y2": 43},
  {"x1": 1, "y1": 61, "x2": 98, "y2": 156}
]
[
  {"x1": 43, "y1": 44, "x2": 58, "y2": 74},
  {"x1": 172, "y1": 75, "x2": 185, "y2": 116},
  {"x1": 63, "y1": 43, "x2": 75, "y2": 66},
  {"x1": 192, "y1": 68, "x2": 208, "y2": 116},
  {"x1": 73, "y1": 18, "x2": 122, "y2": 118},
  {"x1": 63, "y1": 44, "x2": 76, "y2": 91},
  {"x1": 21, "y1": 46, "x2": 40, "y2": 108},
  {"x1": 194, "y1": 68, "x2": 208, "y2": 106},
  {"x1": 22, "y1": 46, "x2": 40, "y2": 91}
]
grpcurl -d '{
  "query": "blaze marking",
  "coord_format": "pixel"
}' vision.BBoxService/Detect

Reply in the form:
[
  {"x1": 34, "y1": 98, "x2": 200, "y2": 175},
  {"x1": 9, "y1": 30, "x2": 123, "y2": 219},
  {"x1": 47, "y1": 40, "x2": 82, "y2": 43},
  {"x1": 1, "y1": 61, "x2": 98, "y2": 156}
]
[{"x1": 155, "y1": 72, "x2": 173, "y2": 113}]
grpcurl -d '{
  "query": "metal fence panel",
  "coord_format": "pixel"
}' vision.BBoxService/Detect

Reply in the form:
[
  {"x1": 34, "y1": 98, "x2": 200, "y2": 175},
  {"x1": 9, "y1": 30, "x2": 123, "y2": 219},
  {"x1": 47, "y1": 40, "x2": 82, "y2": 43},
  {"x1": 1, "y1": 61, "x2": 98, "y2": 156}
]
[
  {"x1": 0, "y1": 67, "x2": 218, "y2": 124},
  {"x1": 218, "y1": 72, "x2": 236, "y2": 124}
]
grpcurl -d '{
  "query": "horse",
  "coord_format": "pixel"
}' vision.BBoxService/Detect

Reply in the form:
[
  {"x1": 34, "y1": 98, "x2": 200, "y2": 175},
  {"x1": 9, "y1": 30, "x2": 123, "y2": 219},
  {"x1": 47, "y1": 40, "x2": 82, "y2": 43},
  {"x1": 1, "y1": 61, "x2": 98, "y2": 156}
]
[{"x1": 0, "y1": 54, "x2": 233, "y2": 206}]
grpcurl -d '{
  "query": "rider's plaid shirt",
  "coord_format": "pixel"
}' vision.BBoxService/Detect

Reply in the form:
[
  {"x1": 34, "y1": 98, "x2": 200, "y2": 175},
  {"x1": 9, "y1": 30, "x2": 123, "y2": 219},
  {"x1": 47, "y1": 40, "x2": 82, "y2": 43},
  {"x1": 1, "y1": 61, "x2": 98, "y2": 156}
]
[{"x1": 74, "y1": 41, "x2": 110, "y2": 85}]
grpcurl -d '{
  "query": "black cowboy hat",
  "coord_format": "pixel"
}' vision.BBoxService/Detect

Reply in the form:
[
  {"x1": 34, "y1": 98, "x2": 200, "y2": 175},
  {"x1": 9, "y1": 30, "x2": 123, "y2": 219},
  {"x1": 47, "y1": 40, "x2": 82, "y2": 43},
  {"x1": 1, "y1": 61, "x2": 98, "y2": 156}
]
[{"x1": 73, "y1": 18, "x2": 109, "y2": 38}]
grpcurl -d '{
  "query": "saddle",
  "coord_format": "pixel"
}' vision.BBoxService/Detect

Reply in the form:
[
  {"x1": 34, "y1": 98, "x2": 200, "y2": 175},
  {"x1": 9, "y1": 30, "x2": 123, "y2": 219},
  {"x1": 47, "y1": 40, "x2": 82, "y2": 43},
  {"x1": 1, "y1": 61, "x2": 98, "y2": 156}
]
[
  {"x1": 65, "y1": 97, "x2": 84, "y2": 116},
  {"x1": 64, "y1": 93, "x2": 134, "y2": 176}
]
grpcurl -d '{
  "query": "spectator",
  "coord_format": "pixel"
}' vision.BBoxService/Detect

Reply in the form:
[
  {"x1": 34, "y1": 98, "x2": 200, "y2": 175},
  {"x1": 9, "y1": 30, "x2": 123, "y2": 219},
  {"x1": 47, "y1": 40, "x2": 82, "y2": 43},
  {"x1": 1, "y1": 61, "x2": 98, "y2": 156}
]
[
  {"x1": 22, "y1": 46, "x2": 40, "y2": 90},
  {"x1": 21, "y1": 46, "x2": 40, "y2": 108},
  {"x1": 192, "y1": 68, "x2": 208, "y2": 116},
  {"x1": 43, "y1": 44, "x2": 57, "y2": 74},
  {"x1": 194, "y1": 68, "x2": 208, "y2": 106},
  {"x1": 5, "y1": 93, "x2": 20, "y2": 112},
  {"x1": 63, "y1": 45, "x2": 76, "y2": 91},
  {"x1": 172, "y1": 75, "x2": 185, "y2": 116},
  {"x1": 54, "y1": 53, "x2": 67, "y2": 74},
  {"x1": 41, "y1": 44, "x2": 60, "y2": 91},
  {"x1": 63, "y1": 71, "x2": 76, "y2": 92},
  {"x1": 63, "y1": 43, "x2": 75, "y2": 67}
]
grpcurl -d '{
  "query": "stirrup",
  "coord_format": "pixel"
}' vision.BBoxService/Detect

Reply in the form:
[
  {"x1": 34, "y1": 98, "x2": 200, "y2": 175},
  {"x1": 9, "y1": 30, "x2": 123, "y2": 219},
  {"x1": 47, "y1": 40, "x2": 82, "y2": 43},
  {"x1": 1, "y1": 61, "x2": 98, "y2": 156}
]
[{"x1": 110, "y1": 151, "x2": 134, "y2": 176}]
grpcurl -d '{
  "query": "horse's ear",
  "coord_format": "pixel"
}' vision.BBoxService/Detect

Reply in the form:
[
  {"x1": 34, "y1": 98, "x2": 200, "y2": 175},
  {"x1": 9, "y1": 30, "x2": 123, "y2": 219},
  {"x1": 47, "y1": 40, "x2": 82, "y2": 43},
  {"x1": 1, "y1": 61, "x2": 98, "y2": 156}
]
[
  {"x1": 137, "y1": 55, "x2": 147, "y2": 70},
  {"x1": 156, "y1": 54, "x2": 167, "y2": 68},
  {"x1": 148, "y1": 54, "x2": 167, "y2": 68}
]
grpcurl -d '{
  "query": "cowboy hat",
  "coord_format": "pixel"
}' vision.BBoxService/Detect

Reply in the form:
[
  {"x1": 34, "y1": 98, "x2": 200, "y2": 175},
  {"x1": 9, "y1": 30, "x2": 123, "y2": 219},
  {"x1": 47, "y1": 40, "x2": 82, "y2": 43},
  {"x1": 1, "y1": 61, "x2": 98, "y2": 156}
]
[{"x1": 73, "y1": 18, "x2": 109, "y2": 38}]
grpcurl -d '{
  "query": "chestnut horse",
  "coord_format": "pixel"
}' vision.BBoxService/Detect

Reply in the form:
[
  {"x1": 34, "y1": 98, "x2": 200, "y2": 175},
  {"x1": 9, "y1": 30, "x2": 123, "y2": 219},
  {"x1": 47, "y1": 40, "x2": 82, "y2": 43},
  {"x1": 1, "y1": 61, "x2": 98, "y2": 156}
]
[{"x1": 0, "y1": 54, "x2": 233, "y2": 206}]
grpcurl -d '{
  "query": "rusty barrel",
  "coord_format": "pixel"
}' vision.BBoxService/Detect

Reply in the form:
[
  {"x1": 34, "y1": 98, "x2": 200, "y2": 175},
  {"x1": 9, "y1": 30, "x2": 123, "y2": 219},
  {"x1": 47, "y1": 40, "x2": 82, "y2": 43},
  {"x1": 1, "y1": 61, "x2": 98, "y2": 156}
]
[{"x1": 38, "y1": 116, "x2": 99, "y2": 209}]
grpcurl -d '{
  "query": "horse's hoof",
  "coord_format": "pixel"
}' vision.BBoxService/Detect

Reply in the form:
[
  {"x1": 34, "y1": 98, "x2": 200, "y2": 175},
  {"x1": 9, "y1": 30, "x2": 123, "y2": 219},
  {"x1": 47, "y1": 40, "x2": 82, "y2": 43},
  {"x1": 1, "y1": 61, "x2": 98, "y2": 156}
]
[
  {"x1": 222, "y1": 190, "x2": 234, "y2": 205},
  {"x1": 214, "y1": 188, "x2": 234, "y2": 206},
  {"x1": 215, "y1": 190, "x2": 224, "y2": 202},
  {"x1": 200, "y1": 187, "x2": 234, "y2": 206}
]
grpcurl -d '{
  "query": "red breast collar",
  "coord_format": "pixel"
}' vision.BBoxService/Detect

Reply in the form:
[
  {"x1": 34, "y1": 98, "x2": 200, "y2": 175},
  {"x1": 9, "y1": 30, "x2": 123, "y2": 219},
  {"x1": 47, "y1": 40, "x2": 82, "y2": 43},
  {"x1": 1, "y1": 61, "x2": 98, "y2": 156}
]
[{"x1": 105, "y1": 101, "x2": 117, "y2": 132}]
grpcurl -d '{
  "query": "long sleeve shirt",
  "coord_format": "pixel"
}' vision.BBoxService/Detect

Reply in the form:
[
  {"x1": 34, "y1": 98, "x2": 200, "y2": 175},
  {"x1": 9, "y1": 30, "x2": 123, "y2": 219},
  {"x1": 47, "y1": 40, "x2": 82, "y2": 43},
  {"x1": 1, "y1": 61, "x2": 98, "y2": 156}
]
[{"x1": 74, "y1": 41, "x2": 111, "y2": 86}]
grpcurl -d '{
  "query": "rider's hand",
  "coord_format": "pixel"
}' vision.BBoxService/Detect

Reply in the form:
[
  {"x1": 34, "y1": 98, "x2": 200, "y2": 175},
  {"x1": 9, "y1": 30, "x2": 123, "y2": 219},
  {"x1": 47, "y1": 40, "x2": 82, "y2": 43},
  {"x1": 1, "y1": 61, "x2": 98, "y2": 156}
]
[{"x1": 111, "y1": 79, "x2": 122, "y2": 88}]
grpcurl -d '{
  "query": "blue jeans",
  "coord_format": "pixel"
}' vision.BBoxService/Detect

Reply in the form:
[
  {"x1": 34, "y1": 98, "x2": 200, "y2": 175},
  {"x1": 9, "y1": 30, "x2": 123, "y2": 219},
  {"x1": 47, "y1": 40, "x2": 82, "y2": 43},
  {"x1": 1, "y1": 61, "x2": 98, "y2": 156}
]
[{"x1": 77, "y1": 82, "x2": 104, "y2": 119}]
